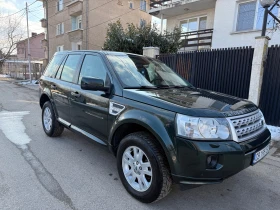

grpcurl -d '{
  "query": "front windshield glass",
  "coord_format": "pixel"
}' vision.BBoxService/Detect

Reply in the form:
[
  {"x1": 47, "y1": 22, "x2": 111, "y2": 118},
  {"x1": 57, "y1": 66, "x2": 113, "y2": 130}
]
[{"x1": 107, "y1": 54, "x2": 191, "y2": 88}]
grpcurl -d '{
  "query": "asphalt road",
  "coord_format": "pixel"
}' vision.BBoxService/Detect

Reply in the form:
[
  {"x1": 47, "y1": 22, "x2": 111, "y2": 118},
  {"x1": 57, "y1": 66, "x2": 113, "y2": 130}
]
[{"x1": 0, "y1": 79, "x2": 280, "y2": 210}]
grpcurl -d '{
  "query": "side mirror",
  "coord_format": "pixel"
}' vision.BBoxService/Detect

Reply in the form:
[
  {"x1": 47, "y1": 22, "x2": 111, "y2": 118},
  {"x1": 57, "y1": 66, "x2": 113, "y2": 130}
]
[{"x1": 81, "y1": 77, "x2": 110, "y2": 92}]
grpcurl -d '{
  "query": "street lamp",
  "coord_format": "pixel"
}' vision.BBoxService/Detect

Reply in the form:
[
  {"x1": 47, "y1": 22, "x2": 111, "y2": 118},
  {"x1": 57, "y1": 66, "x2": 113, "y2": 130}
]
[
  {"x1": 259, "y1": 0, "x2": 275, "y2": 36},
  {"x1": 259, "y1": 0, "x2": 274, "y2": 7}
]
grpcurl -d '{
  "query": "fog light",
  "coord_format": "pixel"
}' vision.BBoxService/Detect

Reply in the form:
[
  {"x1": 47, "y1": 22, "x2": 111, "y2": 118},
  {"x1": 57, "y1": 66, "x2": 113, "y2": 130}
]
[{"x1": 206, "y1": 155, "x2": 218, "y2": 169}]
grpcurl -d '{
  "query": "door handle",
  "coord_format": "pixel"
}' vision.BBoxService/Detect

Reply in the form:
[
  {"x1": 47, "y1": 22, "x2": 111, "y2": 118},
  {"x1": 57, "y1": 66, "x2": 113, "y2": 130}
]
[
  {"x1": 51, "y1": 84, "x2": 57, "y2": 90},
  {"x1": 71, "y1": 91, "x2": 81, "y2": 98}
]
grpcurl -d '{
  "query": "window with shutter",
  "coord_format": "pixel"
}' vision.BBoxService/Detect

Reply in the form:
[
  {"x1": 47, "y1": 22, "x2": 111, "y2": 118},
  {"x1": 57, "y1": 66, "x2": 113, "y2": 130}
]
[
  {"x1": 56, "y1": 23, "x2": 64, "y2": 35},
  {"x1": 57, "y1": 0, "x2": 63, "y2": 11},
  {"x1": 61, "y1": 23, "x2": 64, "y2": 34},
  {"x1": 56, "y1": 45, "x2": 64, "y2": 52},
  {"x1": 71, "y1": 15, "x2": 82, "y2": 30},
  {"x1": 140, "y1": 0, "x2": 146, "y2": 11}
]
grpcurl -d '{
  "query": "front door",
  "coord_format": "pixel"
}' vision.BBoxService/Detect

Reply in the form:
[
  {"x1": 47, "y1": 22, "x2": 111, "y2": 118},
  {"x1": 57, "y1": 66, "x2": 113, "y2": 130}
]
[
  {"x1": 52, "y1": 54, "x2": 82, "y2": 124},
  {"x1": 70, "y1": 54, "x2": 110, "y2": 141}
]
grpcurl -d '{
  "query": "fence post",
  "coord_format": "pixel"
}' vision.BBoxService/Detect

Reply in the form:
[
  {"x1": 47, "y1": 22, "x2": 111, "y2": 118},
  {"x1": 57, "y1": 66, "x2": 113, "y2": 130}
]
[
  {"x1": 248, "y1": 36, "x2": 270, "y2": 105},
  {"x1": 143, "y1": 47, "x2": 160, "y2": 58},
  {"x1": 190, "y1": 51, "x2": 197, "y2": 84}
]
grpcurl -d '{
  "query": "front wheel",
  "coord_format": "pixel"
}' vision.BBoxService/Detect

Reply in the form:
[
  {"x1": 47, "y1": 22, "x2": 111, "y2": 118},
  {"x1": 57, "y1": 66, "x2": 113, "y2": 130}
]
[{"x1": 117, "y1": 132, "x2": 172, "y2": 203}]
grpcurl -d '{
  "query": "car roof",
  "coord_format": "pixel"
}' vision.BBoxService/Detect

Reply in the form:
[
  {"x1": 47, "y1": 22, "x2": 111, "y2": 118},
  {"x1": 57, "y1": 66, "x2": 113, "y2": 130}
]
[{"x1": 54, "y1": 50, "x2": 145, "y2": 57}]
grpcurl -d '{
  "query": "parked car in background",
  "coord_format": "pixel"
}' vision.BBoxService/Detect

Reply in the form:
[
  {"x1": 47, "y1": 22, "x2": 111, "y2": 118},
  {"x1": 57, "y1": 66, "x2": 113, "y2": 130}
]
[{"x1": 39, "y1": 51, "x2": 271, "y2": 203}]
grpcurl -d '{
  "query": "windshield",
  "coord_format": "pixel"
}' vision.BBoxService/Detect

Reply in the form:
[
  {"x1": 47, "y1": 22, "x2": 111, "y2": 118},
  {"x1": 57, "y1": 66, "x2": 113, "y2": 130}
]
[{"x1": 107, "y1": 54, "x2": 191, "y2": 88}]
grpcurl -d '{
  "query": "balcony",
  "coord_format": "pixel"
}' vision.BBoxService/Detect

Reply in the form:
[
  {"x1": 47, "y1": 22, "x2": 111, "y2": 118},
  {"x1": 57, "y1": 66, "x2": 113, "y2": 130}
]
[
  {"x1": 66, "y1": 0, "x2": 83, "y2": 16},
  {"x1": 40, "y1": 18, "x2": 47, "y2": 28},
  {"x1": 67, "y1": 29, "x2": 83, "y2": 42},
  {"x1": 149, "y1": 0, "x2": 216, "y2": 18},
  {"x1": 41, "y1": 39, "x2": 48, "y2": 47},
  {"x1": 179, "y1": 29, "x2": 213, "y2": 51}
]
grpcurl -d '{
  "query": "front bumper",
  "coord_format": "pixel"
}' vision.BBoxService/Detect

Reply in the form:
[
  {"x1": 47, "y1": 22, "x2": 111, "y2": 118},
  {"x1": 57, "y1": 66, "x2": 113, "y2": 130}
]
[{"x1": 172, "y1": 128, "x2": 271, "y2": 185}]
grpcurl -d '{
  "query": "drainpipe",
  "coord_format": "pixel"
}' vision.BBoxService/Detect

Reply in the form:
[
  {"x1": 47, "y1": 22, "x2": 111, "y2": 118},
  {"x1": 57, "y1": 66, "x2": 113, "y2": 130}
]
[
  {"x1": 160, "y1": 13, "x2": 163, "y2": 34},
  {"x1": 85, "y1": 0, "x2": 89, "y2": 50},
  {"x1": 46, "y1": 0, "x2": 49, "y2": 61}
]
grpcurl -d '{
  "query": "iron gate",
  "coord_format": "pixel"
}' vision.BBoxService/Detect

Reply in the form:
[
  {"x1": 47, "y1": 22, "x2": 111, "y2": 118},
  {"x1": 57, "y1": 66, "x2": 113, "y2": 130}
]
[
  {"x1": 157, "y1": 47, "x2": 254, "y2": 99},
  {"x1": 259, "y1": 45, "x2": 280, "y2": 126}
]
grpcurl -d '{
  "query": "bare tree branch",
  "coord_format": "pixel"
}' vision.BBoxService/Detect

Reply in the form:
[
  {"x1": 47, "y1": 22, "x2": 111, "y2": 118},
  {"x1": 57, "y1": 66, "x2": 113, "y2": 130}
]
[{"x1": 0, "y1": 10, "x2": 25, "y2": 73}]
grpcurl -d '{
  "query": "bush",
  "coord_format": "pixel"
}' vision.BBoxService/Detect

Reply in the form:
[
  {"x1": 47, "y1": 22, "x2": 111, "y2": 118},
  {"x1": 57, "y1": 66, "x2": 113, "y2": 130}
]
[{"x1": 103, "y1": 20, "x2": 182, "y2": 54}]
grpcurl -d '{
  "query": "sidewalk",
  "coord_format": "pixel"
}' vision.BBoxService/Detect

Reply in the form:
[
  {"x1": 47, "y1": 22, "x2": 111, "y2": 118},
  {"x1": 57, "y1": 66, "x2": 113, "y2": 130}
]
[{"x1": 0, "y1": 77, "x2": 39, "y2": 91}]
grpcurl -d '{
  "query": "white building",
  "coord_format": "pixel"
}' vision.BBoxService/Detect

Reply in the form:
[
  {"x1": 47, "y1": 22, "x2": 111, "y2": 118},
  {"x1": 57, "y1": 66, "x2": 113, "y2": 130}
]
[{"x1": 149, "y1": 0, "x2": 280, "y2": 50}]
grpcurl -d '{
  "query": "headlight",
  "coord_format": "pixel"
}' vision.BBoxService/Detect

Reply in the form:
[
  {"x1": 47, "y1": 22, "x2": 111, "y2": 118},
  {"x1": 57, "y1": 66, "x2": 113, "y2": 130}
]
[
  {"x1": 176, "y1": 114, "x2": 232, "y2": 140},
  {"x1": 259, "y1": 110, "x2": 267, "y2": 127}
]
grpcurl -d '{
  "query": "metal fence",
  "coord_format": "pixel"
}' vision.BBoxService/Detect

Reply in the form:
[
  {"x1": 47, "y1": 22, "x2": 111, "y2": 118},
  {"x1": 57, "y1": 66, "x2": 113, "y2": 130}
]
[
  {"x1": 157, "y1": 47, "x2": 254, "y2": 99},
  {"x1": 3, "y1": 61, "x2": 43, "y2": 80},
  {"x1": 259, "y1": 45, "x2": 280, "y2": 126}
]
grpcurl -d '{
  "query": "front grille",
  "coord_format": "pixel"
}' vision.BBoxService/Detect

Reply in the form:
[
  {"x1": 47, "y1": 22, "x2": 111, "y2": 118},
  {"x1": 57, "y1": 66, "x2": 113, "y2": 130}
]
[{"x1": 228, "y1": 110, "x2": 265, "y2": 142}]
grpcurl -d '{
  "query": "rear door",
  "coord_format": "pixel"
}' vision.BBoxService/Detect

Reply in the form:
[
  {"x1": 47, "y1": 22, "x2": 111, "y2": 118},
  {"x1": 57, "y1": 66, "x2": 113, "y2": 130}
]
[
  {"x1": 70, "y1": 53, "x2": 110, "y2": 142},
  {"x1": 51, "y1": 54, "x2": 82, "y2": 124}
]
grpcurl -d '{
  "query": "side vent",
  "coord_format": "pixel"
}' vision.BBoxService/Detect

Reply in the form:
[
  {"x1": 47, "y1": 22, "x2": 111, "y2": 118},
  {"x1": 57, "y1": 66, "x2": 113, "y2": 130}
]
[{"x1": 109, "y1": 102, "x2": 125, "y2": 116}]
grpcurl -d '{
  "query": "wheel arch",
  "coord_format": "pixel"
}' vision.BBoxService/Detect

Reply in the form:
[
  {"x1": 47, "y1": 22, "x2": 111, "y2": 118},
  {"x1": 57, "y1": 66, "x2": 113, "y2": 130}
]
[
  {"x1": 109, "y1": 111, "x2": 177, "y2": 174},
  {"x1": 40, "y1": 93, "x2": 51, "y2": 108}
]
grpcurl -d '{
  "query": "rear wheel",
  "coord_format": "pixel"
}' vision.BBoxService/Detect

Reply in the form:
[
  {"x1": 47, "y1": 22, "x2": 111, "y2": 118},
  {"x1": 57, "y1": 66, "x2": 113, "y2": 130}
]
[
  {"x1": 117, "y1": 131, "x2": 172, "y2": 203},
  {"x1": 42, "y1": 101, "x2": 64, "y2": 137}
]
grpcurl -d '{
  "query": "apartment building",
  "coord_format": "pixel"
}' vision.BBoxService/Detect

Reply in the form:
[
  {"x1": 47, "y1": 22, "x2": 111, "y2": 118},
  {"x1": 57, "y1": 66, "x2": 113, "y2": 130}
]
[
  {"x1": 39, "y1": 0, "x2": 151, "y2": 64},
  {"x1": 149, "y1": 0, "x2": 280, "y2": 50}
]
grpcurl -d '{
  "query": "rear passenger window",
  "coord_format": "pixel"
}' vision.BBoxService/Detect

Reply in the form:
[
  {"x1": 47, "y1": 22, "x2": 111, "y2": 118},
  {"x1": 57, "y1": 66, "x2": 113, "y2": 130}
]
[
  {"x1": 78, "y1": 55, "x2": 107, "y2": 84},
  {"x1": 60, "y1": 55, "x2": 81, "y2": 83},
  {"x1": 43, "y1": 54, "x2": 64, "y2": 78}
]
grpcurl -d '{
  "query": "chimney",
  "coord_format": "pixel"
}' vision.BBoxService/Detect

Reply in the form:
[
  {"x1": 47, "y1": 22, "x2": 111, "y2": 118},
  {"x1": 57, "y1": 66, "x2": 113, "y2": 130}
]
[{"x1": 31, "y1": 32, "x2": 37, "y2": 37}]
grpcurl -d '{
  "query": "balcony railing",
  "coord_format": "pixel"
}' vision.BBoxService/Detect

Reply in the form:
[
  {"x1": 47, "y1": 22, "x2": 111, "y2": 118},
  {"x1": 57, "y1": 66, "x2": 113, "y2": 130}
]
[
  {"x1": 180, "y1": 29, "x2": 213, "y2": 50},
  {"x1": 40, "y1": 18, "x2": 47, "y2": 28},
  {"x1": 150, "y1": 0, "x2": 196, "y2": 10},
  {"x1": 66, "y1": 0, "x2": 83, "y2": 16}
]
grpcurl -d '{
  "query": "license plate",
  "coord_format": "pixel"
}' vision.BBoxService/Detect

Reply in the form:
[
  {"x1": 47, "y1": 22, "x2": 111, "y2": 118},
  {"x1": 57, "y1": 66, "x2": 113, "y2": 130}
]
[{"x1": 253, "y1": 145, "x2": 270, "y2": 164}]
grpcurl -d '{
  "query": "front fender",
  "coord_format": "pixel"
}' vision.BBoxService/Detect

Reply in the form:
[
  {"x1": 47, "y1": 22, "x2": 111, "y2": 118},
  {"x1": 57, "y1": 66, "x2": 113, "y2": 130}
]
[{"x1": 109, "y1": 109, "x2": 178, "y2": 174}]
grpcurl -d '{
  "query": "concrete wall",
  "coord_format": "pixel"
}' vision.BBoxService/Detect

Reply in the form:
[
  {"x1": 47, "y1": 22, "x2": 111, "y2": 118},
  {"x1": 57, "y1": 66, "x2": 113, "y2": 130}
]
[
  {"x1": 47, "y1": 0, "x2": 152, "y2": 58},
  {"x1": 166, "y1": 8, "x2": 215, "y2": 32},
  {"x1": 17, "y1": 33, "x2": 45, "y2": 60},
  {"x1": 212, "y1": 0, "x2": 280, "y2": 48}
]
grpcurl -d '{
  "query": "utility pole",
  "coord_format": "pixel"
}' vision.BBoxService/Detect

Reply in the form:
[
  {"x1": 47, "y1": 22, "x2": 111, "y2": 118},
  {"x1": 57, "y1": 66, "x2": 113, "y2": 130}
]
[{"x1": 26, "y1": 2, "x2": 32, "y2": 83}]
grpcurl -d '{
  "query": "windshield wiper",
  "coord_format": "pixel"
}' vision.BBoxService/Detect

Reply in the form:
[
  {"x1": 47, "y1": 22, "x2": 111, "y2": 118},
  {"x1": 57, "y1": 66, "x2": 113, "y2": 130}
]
[
  {"x1": 155, "y1": 85, "x2": 189, "y2": 89},
  {"x1": 171, "y1": 85, "x2": 189, "y2": 88},
  {"x1": 155, "y1": 85, "x2": 172, "y2": 89},
  {"x1": 124, "y1": 86, "x2": 157, "y2": 89}
]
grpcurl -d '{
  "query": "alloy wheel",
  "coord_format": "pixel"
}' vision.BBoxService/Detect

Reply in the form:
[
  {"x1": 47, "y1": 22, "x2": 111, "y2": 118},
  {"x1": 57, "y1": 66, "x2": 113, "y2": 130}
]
[
  {"x1": 43, "y1": 107, "x2": 52, "y2": 131},
  {"x1": 122, "y1": 146, "x2": 152, "y2": 192}
]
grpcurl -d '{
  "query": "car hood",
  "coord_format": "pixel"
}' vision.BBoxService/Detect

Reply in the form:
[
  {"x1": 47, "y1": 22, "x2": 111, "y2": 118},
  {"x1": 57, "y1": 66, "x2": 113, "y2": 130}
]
[{"x1": 123, "y1": 87, "x2": 258, "y2": 118}]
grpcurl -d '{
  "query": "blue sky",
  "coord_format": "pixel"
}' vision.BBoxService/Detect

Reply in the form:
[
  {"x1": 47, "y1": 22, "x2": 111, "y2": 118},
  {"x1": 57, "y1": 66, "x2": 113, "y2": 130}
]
[{"x1": 0, "y1": 0, "x2": 44, "y2": 36}]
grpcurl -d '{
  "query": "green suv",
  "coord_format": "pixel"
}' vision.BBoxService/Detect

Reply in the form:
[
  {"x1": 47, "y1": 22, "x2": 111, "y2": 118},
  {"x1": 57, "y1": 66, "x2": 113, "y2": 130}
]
[{"x1": 39, "y1": 51, "x2": 271, "y2": 203}]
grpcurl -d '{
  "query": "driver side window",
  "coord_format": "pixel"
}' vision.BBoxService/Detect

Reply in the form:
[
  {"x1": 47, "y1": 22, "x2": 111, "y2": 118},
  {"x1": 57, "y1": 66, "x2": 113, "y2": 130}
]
[{"x1": 78, "y1": 55, "x2": 107, "y2": 84}]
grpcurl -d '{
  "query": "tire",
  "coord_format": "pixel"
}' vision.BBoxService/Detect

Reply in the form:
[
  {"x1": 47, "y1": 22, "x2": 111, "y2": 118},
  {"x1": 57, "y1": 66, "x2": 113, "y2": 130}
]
[
  {"x1": 117, "y1": 131, "x2": 172, "y2": 203},
  {"x1": 42, "y1": 101, "x2": 64, "y2": 137}
]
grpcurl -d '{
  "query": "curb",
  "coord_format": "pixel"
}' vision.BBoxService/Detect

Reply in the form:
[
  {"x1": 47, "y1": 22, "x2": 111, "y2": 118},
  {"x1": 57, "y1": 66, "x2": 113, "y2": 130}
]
[{"x1": 2, "y1": 78, "x2": 39, "y2": 92}]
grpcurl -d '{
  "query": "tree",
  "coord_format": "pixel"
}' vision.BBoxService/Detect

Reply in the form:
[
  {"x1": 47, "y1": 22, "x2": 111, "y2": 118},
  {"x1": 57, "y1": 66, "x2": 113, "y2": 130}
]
[
  {"x1": 103, "y1": 20, "x2": 182, "y2": 54},
  {"x1": 0, "y1": 12, "x2": 25, "y2": 73}
]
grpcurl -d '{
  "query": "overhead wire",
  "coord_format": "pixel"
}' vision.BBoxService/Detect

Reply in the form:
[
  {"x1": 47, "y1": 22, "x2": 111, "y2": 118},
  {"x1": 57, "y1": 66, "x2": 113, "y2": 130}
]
[{"x1": 0, "y1": 0, "x2": 38, "y2": 18}]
